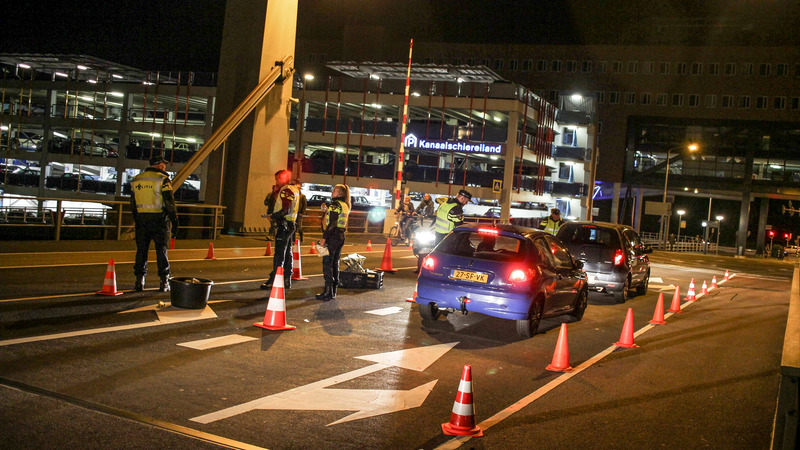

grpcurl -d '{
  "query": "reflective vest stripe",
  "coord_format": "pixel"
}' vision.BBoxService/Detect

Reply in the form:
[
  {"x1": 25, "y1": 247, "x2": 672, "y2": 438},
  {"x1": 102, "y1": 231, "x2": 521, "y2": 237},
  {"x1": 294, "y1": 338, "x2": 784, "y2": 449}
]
[
  {"x1": 434, "y1": 202, "x2": 458, "y2": 234},
  {"x1": 324, "y1": 200, "x2": 350, "y2": 229},
  {"x1": 542, "y1": 219, "x2": 562, "y2": 235}
]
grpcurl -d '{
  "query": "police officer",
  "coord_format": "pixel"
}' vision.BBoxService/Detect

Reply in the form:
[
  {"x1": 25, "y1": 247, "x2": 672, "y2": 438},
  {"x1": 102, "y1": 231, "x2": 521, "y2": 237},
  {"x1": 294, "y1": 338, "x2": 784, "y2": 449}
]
[
  {"x1": 433, "y1": 189, "x2": 472, "y2": 245},
  {"x1": 539, "y1": 208, "x2": 564, "y2": 235},
  {"x1": 130, "y1": 155, "x2": 178, "y2": 292},
  {"x1": 261, "y1": 169, "x2": 299, "y2": 290},
  {"x1": 316, "y1": 184, "x2": 350, "y2": 300},
  {"x1": 293, "y1": 179, "x2": 307, "y2": 243}
]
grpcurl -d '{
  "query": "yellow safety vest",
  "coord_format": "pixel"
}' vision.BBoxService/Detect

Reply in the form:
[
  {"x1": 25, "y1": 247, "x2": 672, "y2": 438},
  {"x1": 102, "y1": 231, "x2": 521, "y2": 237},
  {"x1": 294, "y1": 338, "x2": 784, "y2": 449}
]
[
  {"x1": 324, "y1": 199, "x2": 350, "y2": 229},
  {"x1": 541, "y1": 218, "x2": 563, "y2": 235},
  {"x1": 131, "y1": 170, "x2": 172, "y2": 213},
  {"x1": 434, "y1": 201, "x2": 459, "y2": 234},
  {"x1": 278, "y1": 184, "x2": 300, "y2": 222}
]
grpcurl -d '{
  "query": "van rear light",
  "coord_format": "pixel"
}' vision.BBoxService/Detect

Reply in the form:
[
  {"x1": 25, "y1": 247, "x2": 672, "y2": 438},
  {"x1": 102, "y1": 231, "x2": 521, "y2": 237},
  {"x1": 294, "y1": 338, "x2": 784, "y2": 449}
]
[
  {"x1": 614, "y1": 249, "x2": 624, "y2": 266},
  {"x1": 478, "y1": 228, "x2": 499, "y2": 235},
  {"x1": 422, "y1": 255, "x2": 435, "y2": 270},
  {"x1": 508, "y1": 268, "x2": 532, "y2": 283}
]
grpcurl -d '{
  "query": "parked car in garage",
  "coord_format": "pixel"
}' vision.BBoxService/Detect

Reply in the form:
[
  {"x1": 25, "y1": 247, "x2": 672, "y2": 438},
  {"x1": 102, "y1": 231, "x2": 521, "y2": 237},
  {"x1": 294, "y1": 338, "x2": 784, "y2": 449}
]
[
  {"x1": 6, "y1": 168, "x2": 41, "y2": 187},
  {"x1": 45, "y1": 173, "x2": 99, "y2": 191},
  {"x1": 306, "y1": 194, "x2": 330, "y2": 208},
  {"x1": 415, "y1": 224, "x2": 588, "y2": 338}
]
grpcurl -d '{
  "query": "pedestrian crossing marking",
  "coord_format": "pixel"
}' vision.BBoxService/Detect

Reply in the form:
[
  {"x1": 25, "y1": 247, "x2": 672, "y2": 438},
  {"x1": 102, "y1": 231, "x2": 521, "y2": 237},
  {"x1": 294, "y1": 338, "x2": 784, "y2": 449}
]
[
  {"x1": 178, "y1": 334, "x2": 257, "y2": 350},
  {"x1": 365, "y1": 306, "x2": 405, "y2": 316}
]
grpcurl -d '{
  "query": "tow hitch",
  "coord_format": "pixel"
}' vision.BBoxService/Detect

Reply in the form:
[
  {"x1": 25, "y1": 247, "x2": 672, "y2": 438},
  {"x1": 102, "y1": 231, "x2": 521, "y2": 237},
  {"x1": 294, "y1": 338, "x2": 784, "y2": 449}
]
[{"x1": 458, "y1": 296, "x2": 471, "y2": 315}]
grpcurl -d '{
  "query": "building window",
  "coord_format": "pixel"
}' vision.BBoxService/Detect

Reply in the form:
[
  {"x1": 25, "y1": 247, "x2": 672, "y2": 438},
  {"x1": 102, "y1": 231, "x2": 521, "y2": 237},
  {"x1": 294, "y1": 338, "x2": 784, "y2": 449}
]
[
  {"x1": 625, "y1": 92, "x2": 636, "y2": 104},
  {"x1": 508, "y1": 59, "x2": 518, "y2": 71},
  {"x1": 551, "y1": 60, "x2": 562, "y2": 72},
  {"x1": 643, "y1": 61, "x2": 654, "y2": 74},
  {"x1": 756, "y1": 96, "x2": 769, "y2": 109},
  {"x1": 423, "y1": 57, "x2": 434, "y2": 64},
  {"x1": 691, "y1": 62, "x2": 702, "y2": 75},
  {"x1": 478, "y1": 58, "x2": 489, "y2": 66},
  {"x1": 437, "y1": 57, "x2": 447, "y2": 65},
  {"x1": 612, "y1": 61, "x2": 623, "y2": 73},
  {"x1": 738, "y1": 96, "x2": 751, "y2": 108},
  {"x1": 494, "y1": 59, "x2": 504, "y2": 70},
  {"x1": 672, "y1": 93, "x2": 684, "y2": 106},
  {"x1": 743, "y1": 63, "x2": 754, "y2": 75},
  {"x1": 451, "y1": 57, "x2": 461, "y2": 65},
  {"x1": 759, "y1": 64, "x2": 771, "y2": 76},
  {"x1": 566, "y1": 60, "x2": 578, "y2": 72},
  {"x1": 774, "y1": 97, "x2": 786, "y2": 109},
  {"x1": 522, "y1": 59, "x2": 533, "y2": 71},
  {"x1": 705, "y1": 95, "x2": 717, "y2": 108},
  {"x1": 548, "y1": 90, "x2": 559, "y2": 102},
  {"x1": 640, "y1": 93, "x2": 652, "y2": 105},
  {"x1": 597, "y1": 121, "x2": 603, "y2": 134},
  {"x1": 688, "y1": 94, "x2": 700, "y2": 107},
  {"x1": 609, "y1": 92, "x2": 621, "y2": 104},
  {"x1": 707, "y1": 63, "x2": 720, "y2": 75},
  {"x1": 656, "y1": 93, "x2": 668, "y2": 106},
  {"x1": 659, "y1": 62, "x2": 670, "y2": 74},
  {"x1": 776, "y1": 63, "x2": 788, "y2": 76},
  {"x1": 724, "y1": 63, "x2": 736, "y2": 76},
  {"x1": 627, "y1": 61, "x2": 639, "y2": 73},
  {"x1": 535, "y1": 60, "x2": 546, "y2": 71},
  {"x1": 791, "y1": 98, "x2": 800, "y2": 110},
  {"x1": 721, "y1": 95, "x2": 734, "y2": 108},
  {"x1": 466, "y1": 58, "x2": 475, "y2": 66},
  {"x1": 596, "y1": 91, "x2": 605, "y2": 103},
  {"x1": 581, "y1": 61, "x2": 593, "y2": 73},
  {"x1": 676, "y1": 62, "x2": 688, "y2": 75},
  {"x1": 596, "y1": 61, "x2": 607, "y2": 73}
]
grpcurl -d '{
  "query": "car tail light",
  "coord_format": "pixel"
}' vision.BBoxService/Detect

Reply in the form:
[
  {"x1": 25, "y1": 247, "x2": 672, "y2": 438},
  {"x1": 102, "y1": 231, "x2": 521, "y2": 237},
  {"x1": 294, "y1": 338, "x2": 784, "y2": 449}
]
[
  {"x1": 422, "y1": 255, "x2": 435, "y2": 270},
  {"x1": 508, "y1": 268, "x2": 532, "y2": 283},
  {"x1": 478, "y1": 228, "x2": 499, "y2": 235},
  {"x1": 614, "y1": 249, "x2": 624, "y2": 266}
]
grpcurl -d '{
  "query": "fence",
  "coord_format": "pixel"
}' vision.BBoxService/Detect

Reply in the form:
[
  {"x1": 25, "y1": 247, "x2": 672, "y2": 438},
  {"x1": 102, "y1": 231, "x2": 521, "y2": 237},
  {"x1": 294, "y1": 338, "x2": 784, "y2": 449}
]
[{"x1": 640, "y1": 231, "x2": 718, "y2": 253}]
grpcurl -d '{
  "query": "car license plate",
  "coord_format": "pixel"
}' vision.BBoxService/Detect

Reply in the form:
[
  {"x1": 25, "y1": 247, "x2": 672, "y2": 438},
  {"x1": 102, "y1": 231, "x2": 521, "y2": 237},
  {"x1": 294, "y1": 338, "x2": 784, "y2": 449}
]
[
  {"x1": 452, "y1": 270, "x2": 488, "y2": 283},
  {"x1": 588, "y1": 275, "x2": 596, "y2": 283}
]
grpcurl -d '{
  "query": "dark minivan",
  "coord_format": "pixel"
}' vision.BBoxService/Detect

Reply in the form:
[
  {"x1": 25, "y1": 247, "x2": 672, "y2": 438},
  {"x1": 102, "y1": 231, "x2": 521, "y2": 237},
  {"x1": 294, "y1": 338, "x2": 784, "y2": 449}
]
[{"x1": 556, "y1": 222, "x2": 651, "y2": 303}]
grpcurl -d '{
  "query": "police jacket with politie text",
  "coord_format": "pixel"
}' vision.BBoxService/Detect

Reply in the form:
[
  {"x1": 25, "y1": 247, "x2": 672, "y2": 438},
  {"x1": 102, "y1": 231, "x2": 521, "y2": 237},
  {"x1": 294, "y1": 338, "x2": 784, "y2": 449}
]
[
  {"x1": 323, "y1": 195, "x2": 350, "y2": 241},
  {"x1": 130, "y1": 167, "x2": 178, "y2": 226},
  {"x1": 270, "y1": 184, "x2": 300, "y2": 223}
]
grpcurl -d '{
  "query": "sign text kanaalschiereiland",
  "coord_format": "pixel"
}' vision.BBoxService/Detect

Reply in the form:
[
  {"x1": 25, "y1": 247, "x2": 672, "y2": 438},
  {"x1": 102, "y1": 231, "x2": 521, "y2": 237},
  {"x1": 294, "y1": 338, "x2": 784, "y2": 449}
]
[{"x1": 403, "y1": 134, "x2": 503, "y2": 154}]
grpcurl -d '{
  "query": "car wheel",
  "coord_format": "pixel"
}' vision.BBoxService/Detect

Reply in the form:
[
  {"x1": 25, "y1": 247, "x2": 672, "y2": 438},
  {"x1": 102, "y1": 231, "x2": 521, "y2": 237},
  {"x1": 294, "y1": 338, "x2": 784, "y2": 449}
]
[
  {"x1": 101, "y1": 150, "x2": 108, "y2": 157},
  {"x1": 516, "y1": 299, "x2": 543, "y2": 338},
  {"x1": 418, "y1": 302, "x2": 441, "y2": 321},
  {"x1": 570, "y1": 289, "x2": 588, "y2": 320},
  {"x1": 613, "y1": 277, "x2": 630, "y2": 304},
  {"x1": 635, "y1": 271, "x2": 650, "y2": 296}
]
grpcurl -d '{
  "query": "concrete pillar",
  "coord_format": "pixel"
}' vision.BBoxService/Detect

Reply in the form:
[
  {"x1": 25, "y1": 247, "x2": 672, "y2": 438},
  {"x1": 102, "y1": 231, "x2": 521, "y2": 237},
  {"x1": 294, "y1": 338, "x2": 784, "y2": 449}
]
[
  {"x1": 756, "y1": 197, "x2": 768, "y2": 255},
  {"x1": 205, "y1": 0, "x2": 298, "y2": 233},
  {"x1": 500, "y1": 111, "x2": 519, "y2": 222},
  {"x1": 736, "y1": 190, "x2": 752, "y2": 256},
  {"x1": 610, "y1": 182, "x2": 621, "y2": 224},
  {"x1": 633, "y1": 188, "x2": 643, "y2": 231}
]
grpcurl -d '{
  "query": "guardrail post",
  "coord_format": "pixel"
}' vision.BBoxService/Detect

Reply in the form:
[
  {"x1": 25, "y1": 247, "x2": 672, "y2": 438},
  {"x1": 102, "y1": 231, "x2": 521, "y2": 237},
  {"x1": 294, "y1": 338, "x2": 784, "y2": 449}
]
[{"x1": 54, "y1": 200, "x2": 62, "y2": 241}]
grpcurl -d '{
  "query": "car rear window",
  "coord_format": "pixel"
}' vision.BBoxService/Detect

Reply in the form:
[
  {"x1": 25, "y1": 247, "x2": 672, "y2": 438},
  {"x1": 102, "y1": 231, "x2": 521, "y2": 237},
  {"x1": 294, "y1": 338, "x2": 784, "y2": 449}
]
[
  {"x1": 438, "y1": 230, "x2": 526, "y2": 262},
  {"x1": 558, "y1": 225, "x2": 620, "y2": 249}
]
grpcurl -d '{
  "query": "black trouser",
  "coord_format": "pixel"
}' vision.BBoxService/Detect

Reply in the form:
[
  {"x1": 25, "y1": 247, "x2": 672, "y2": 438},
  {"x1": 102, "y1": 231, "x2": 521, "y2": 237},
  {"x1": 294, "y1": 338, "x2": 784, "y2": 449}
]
[
  {"x1": 268, "y1": 221, "x2": 296, "y2": 283},
  {"x1": 134, "y1": 214, "x2": 170, "y2": 279},
  {"x1": 322, "y1": 229, "x2": 345, "y2": 286},
  {"x1": 295, "y1": 215, "x2": 304, "y2": 242}
]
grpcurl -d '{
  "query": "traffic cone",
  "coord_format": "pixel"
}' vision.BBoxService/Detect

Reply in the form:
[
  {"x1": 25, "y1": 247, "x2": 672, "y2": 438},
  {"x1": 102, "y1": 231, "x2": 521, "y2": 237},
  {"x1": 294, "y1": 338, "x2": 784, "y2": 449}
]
[
  {"x1": 366, "y1": 240, "x2": 373, "y2": 251},
  {"x1": 685, "y1": 278, "x2": 696, "y2": 301},
  {"x1": 441, "y1": 364, "x2": 483, "y2": 437},
  {"x1": 711, "y1": 276, "x2": 718, "y2": 289},
  {"x1": 264, "y1": 241, "x2": 272, "y2": 256},
  {"x1": 253, "y1": 267, "x2": 295, "y2": 331},
  {"x1": 648, "y1": 292, "x2": 666, "y2": 325},
  {"x1": 205, "y1": 242, "x2": 216, "y2": 260},
  {"x1": 667, "y1": 286, "x2": 683, "y2": 313},
  {"x1": 701, "y1": 280, "x2": 708, "y2": 295},
  {"x1": 379, "y1": 238, "x2": 396, "y2": 272},
  {"x1": 309, "y1": 243, "x2": 318, "y2": 255},
  {"x1": 545, "y1": 323, "x2": 573, "y2": 372},
  {"x1": 291, "y1": 239, "x2": 308, "y2": 280},
  {"x1": 170, "y1": 237, "x2": 175, "y2": 250},
  {"x1": 614, "y1": 307, "x2": 639, "y2": 348},
  {"x1": 95, "y1": 258, "x2": 123, "y2": 296},
  {"x1": 723, "y1": 270, "x2": 729, "y2": 281},
  {"x1": 405, "y1": 282, "x2": 417, "y2": 303}
]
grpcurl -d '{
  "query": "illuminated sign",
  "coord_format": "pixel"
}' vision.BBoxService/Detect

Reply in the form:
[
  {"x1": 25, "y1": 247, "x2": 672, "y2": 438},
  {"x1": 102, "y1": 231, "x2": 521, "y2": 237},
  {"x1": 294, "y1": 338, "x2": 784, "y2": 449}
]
[{"x1": 403, "y1": 134, "x2": 503, "y2": 154}]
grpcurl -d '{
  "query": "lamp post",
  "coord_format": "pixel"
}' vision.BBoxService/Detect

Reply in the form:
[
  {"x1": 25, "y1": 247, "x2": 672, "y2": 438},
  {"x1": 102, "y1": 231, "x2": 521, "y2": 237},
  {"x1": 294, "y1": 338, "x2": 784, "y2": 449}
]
[
  {"x1": 715, "y1": 215, "x2": 724, "y2": 254},
  {"x1": 676, "y1": 209, "x2": 686, "y2": 249},
  {"x1": 661, "y1": 143, "x2": 699, "y2": 250}
]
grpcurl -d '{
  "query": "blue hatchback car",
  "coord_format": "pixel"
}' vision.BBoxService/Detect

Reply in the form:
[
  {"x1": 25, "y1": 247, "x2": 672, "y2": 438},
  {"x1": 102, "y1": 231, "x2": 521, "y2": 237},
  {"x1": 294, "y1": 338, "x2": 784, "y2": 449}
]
[{"x1": 416, "y1": 224, "x2": 588, "y2": 338}]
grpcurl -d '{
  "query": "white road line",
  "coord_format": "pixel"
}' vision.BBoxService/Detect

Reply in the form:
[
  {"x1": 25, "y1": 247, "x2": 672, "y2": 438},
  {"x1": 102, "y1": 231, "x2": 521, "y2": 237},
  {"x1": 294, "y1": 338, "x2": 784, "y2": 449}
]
[
  {"x1": 365, "y1": 306, "x2": 405, "y2": 316},
  {"x1": 177, "y1": 334, "x2": 257, "y2": 350},
  {"x1": 650, "y1": 277, "x2": 663, "y2": 283}
]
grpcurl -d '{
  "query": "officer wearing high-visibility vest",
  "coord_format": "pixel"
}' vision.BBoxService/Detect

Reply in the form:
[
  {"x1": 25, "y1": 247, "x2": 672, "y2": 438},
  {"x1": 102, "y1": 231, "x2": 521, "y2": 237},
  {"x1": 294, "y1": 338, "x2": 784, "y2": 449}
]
[
  {"x1": 316, "y1": 184, "x2": 351, "y2": 300},
  {"x1": 539, "y1": 208, "x2": 565, "y2": 235},
  {"x1": 130, "y1": 155, "x2": 179, "y2": 292},
  {"x1": 433, "y1": 189, "x2": 472, "y2": 245},
  {"x1": 261, "y1": 169, "x2": 300, "y2": 290}
]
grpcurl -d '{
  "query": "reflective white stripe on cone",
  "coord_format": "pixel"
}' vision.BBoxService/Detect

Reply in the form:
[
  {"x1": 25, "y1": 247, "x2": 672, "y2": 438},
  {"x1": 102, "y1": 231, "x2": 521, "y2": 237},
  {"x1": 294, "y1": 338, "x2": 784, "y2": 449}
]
[
  {"x1": 254, "y1": 267, "x2": 295, "y2": 331},
  {"x1": 291, "y1": 239, "x2": 308, "y2": 280}
]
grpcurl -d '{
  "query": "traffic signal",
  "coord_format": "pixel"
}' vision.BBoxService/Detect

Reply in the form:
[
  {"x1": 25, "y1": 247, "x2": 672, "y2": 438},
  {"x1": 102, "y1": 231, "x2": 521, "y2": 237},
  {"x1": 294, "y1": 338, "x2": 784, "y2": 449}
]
[
  {"x1": 768, "y1": 230, "x2": 775, "y2": 238},
  {"x1": 785, "y1": 233, "x2": 790, "y2": 240}
]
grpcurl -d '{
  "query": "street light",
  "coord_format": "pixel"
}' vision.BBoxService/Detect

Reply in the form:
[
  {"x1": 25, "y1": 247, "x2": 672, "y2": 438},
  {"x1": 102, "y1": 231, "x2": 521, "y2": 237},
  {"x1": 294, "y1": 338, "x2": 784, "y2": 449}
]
[
  {"x1": 661, "y1": 143, "x2": 699, "y2": 250},
  {"x1": 676, "y1": 210, "x2": 686, "y2": 247},
  {"x1": 715, "y1": 216, "x2": 724, "y2": 254}
]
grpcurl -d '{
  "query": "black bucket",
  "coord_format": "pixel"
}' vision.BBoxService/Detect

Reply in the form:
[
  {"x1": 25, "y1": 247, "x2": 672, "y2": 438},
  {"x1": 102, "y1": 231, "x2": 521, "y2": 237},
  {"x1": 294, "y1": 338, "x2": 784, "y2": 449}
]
[{"x1": 169, "y1": 277, "x2": 214, "y2": 309}]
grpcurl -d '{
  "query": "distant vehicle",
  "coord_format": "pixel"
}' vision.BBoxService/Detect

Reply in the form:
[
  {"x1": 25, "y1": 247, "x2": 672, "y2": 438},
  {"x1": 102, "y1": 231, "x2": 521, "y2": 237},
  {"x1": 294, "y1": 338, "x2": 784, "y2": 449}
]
[
  {"x1": 59, "y1": 138, "x2": 112, "y2": 157},
  {"x1": 95, "y1": 143, "x2": 119, "y2": 158},
  {"x1": 45, "y1": 173, "x2": 99, "y2": 191},
  {"x1": 556, "y1": 221, "x2": 652, "y2": 303},
  {"x1": 174, "y1": 181, "x2": 199, "y2": 201},
  {"x1": 7, "y1": 168, "x2": 41, "y2": 187},
  {"x1": 306, "y1": 194, "x2": 330, "y2": 208},
  {"x1": 484, "y1": 207, "x2": 501, "y2": 218},
  {"x1": 350, "y1": 195, "x2": 375, "y2": 211}
]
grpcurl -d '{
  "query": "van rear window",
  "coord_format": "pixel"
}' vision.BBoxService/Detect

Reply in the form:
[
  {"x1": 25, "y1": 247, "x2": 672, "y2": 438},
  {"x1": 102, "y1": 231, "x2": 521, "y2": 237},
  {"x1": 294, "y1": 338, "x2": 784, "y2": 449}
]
[
  {"x1": 438, "y1": 231, "x2": 526, "y2": 262},
  {"x1": 558, "y1": 225, "x2": 619, "y2": 249}
]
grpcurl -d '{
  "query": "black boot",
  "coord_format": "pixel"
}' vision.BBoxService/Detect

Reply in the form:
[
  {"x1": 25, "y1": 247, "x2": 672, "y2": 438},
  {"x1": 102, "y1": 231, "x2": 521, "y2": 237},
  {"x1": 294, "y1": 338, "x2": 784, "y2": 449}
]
[
  {"x1": 284, "y1": 277, "x2": 292, "y2": 289},
  {"x1": 329, "y1": 284, "x2": 337, "y2": 299},
  {"x1": 135, "y1": 277, "x2": 145, "y2": 292},
  {"x1": 316, "y1": 284, "x2": 331, "y2": 300},
  {"x1": 159, "y1": 277, "x2": 170, "y2": 292},
  {"x1": 260, "y1": 274, "x2": 275, "y2": 290}
]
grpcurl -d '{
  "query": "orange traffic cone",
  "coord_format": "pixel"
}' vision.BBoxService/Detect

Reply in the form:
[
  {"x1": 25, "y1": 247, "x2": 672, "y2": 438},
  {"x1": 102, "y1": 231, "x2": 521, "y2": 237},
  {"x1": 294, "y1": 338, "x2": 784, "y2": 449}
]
[
  {"x1": 95, "y1": 258, "x2": 123, "y2": 296},
  {"x1": 405, "y1": 282, "x2": 417, "y2": 303},
  {"x1": 291, "y1": 239, "x2": 308, "y2": 280},
  {"x1": 205, "y1": 242, "x2": 217, "y2": 260},
  {"x1": 309, "y1": 243, "x2": 318, "y2": 255},
  {"x1": 701, "y1": 280, "x2": 708, "y2": 295},
  {"x1": 170, "y1": 237, "x2": 175, "y2": 250},
  {"x1": 253, "y1": 267, "x2": 295, "y2": 331},
  {"x1": 711, "y1": 276, "x2": 718, "y2": 289},
  {"x1": 667, "y1": 286, "x2": 683, "y2": 313},
  {"x1": 685, "y1": 278, "x2": 696, "y2": 301},
  {"x1": 379, "y1": 238, "x2": 396, "y2": 273},
  {"x1": 546, "y1": 323, "x2": 573, "y2": 372},
  {"x1": 648, "y1": 292, "x2": 666, "y2": 325},
  {"x1": 442, "y1": 364, "x2": 483, "y2": 437},
  {"x1": 264, "y1": 241, "x2": 272, "y2": 256},
  {"x1": 366, "y1": 240, "x2": 373, "y2": 251},
  {"x1": 723, "y1": 270, "x2": 729, "y2": 281},
  {"x1": 614, "y1": 308, "x2": 639, "y2": 348}
]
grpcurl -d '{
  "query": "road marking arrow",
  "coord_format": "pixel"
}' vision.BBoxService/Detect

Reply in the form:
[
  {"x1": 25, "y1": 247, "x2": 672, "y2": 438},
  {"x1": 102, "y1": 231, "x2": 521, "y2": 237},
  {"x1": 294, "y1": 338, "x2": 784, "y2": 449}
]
[
  {"x1": 190, "y1": 342, "x2": 458, "y2": 426},
  {"x1": 650, "y1": 277, "x2": 663, "y2": 283}
]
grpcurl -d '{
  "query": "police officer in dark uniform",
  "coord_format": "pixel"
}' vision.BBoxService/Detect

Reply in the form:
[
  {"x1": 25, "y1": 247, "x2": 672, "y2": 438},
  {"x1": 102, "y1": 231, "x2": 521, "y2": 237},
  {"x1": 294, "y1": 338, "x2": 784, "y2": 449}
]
[
  {"x1": 130, "y1": 155, "x2": 178, "y2": 292},
  {"x1": 316, "y1": 184, "x2": 350, "y2": 300},
  {"x1": 261, "y1": 169, "x2": 299, "y2": 290},
  {"x1": 433, "y1": 189, "x2": 472, "y2": 245}
]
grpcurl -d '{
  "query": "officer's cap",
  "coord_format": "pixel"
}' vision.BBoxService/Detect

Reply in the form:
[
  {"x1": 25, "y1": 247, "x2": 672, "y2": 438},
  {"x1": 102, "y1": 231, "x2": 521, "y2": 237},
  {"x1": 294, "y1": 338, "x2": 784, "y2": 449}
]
[
  {"x1": 457, "y1": 189, "x2": 472, "y2": 200},
  {"x1": 150, "y1": 155, "x2": 167, "y2": 166},
  {"x1": 551, "y1": 208, "x2": 561, "y2": 215}
]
